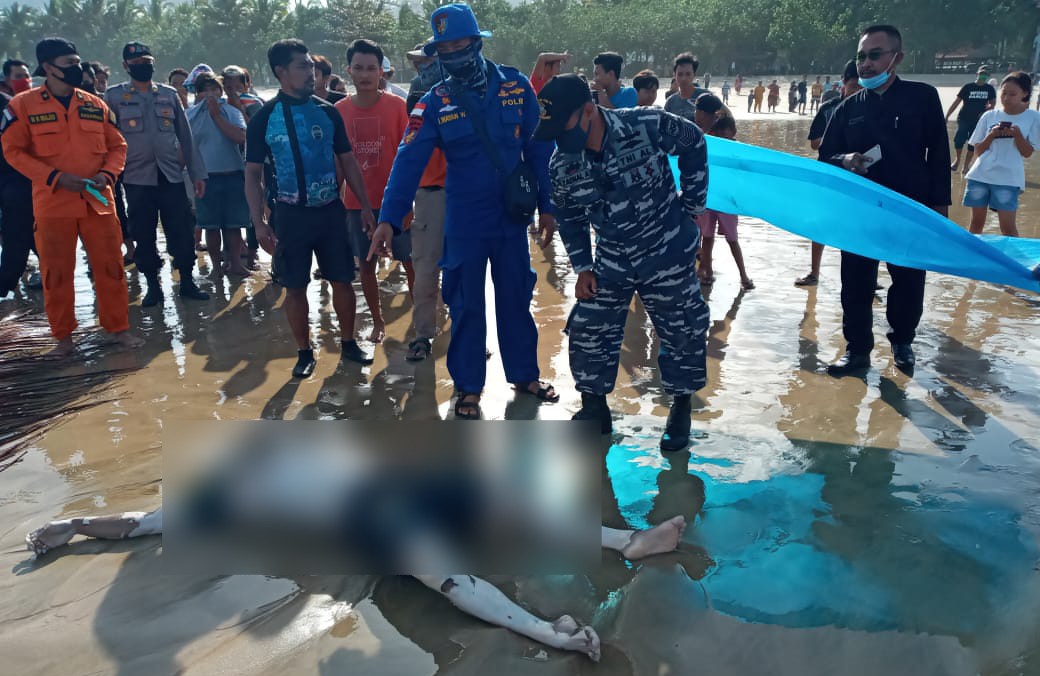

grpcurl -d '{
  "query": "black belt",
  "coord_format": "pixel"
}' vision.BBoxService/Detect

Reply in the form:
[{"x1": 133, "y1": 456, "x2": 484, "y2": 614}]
[{"x1": 419, "y1": 185, "x2": 444, "y2": 192}]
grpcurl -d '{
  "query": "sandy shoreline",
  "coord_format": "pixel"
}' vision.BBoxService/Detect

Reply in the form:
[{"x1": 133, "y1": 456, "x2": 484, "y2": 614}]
[{"x1": 1, "y1": 79, "x2": 1039, "y2": 675}]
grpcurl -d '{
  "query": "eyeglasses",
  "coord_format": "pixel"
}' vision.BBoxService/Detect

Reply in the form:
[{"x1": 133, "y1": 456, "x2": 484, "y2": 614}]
[{"x1": 856, "y1": 49, "x2": 896, "y2": 63}]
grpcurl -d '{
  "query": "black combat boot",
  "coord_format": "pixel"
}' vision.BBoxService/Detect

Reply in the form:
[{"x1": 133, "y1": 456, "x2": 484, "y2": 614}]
[
  {"x1": 660, "y1": 394, "x2": 692, "y2": 452},
  {"x1": 179, "y1": 276, "x2": 210, "y2": 301},
  {"x1": 572, "y1": 393, "x2": 612, "y2": 435},
  {"x1": 141, "y1": 273, "x2": 162, "y2": 307}
]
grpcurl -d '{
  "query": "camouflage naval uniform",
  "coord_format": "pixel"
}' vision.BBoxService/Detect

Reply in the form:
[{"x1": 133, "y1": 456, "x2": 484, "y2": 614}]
[{"x1": 552, "y1": 107, "x2": 710, "y2": 396}]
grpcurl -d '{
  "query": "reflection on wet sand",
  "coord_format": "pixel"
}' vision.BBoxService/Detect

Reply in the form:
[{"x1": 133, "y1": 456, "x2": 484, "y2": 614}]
[{"x1": 2, "y1": 86, "x2": 1040, "y2": 675}]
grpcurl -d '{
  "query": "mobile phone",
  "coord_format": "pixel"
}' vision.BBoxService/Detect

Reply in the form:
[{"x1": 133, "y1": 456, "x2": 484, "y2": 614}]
[
  {"x1": 861, "y1": 145, "x2": 882, "y2": 168},
  {"x1": 998, "y1": 121, "x2": 1012, "y2": 128}
]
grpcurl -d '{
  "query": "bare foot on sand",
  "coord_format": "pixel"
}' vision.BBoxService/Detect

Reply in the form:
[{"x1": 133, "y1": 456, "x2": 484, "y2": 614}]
[
  {"x1": 50, "y1": 337, "x2": 75, "y2": 358},
  {"x1": 368, "y1": 322, "x2": 385, "y2": 343},
  {"x1": 621, "y1": 516, "x2": 686, "y2": 560},
  {"x1": 25, "y1": 520, "x2": 77, "y2": 556},
  {"x1": 111, "y1": 331, "x2": 145, "y2": 349},
  {"x1": 548, "y1": 615, "x2": 601, "y2": 661}
]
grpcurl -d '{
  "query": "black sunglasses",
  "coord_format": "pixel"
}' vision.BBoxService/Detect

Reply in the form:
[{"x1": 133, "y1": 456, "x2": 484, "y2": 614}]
[{"x1": 856, "y1": 49, "x2": 897, "y2": 63}]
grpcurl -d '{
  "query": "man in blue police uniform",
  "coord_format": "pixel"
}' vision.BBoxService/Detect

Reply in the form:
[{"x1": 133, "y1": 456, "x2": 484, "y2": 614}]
[
  {"x1": 371, "y1": 3, "x2": 559, "y2": 419},
  {"x1": 534, "y1": 74, "x2": 710, "y2": 451}
]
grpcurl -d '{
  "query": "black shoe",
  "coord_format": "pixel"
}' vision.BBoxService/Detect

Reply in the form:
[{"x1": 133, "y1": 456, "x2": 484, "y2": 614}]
[
  {"x1": 179, "y1": 279, "x2": 210, "y2": 301},
  {"x1": 341, "y1": 339, "x2": 373, "y2": 365},
  {"x1": 891, "y1": 343, "x2": 915, "y2": 373},
  {"x1": 572, "y1": 393, "x2": 612, "y2": 435},
  {"x1": 660, "y1": 394, "x2": 692, "y2": 452},
  {"x1": 292, "y1": 349, "x2": 316, "y2": 378},
  {"x1": 26, "y1": 271, "x2": 42, "y2": 289},
  {"x1": 141, "y1": 281, "x2": 163, "y2": 307},
  {"x1": 827, "y1": 350, "x2": 871, "y2": 376}
]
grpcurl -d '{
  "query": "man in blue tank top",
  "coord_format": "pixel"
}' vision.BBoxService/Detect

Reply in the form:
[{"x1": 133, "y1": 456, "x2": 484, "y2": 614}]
[{"x1": 245, "y1": 39, "x2": 376, "y2": 378}]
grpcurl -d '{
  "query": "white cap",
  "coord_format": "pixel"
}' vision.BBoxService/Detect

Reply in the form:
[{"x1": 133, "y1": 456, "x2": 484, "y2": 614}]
[{"x1": 382, "y1": 56, "x2": 392, "y2": 74}]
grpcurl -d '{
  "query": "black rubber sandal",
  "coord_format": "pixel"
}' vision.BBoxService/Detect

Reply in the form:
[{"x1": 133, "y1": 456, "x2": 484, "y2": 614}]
[
  {"x1": 454, "y1": 392, "x2": 482, "y2": 420},
  {"x1": 513, "y1": 381, "x2": 560, "y2": 403}
]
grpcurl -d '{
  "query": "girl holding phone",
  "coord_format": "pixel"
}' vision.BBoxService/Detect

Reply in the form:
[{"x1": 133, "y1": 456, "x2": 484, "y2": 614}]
[{"x1": 963, "y1": 71, "x2": 1040, "y2": 236}]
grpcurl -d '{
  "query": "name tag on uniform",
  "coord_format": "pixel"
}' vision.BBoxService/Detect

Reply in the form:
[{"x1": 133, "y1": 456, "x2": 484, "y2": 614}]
[
  {"x1": 28, "y1": 112, "x2": 58, "y2": 125},
  {"x1": 78, "y1": 106, "x2": 105, "y2": 122}
]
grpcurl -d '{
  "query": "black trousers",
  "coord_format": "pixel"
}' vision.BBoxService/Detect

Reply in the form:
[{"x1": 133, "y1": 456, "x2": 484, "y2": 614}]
[
  {"x1": 125, "y1": 173, "x2": 196, "y2": 277},
  {"x1": 115, "y1": 176, "x2": 130, "y2": 240},
  {"x1": 840, "y1": 251, "x2": 926, "y2": 354},
  {"x1": 0, "y1": 178, "x2": 35, "y2": 294}
]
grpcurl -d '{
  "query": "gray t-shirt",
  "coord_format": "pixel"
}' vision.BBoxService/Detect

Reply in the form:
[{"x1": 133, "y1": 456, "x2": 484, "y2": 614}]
[
  {"x1": 186, "y1": 99, "x2": 246, "y2": 174},
  {"x1": 663, "y1": 87, "x2": 709, "y2": 121}
]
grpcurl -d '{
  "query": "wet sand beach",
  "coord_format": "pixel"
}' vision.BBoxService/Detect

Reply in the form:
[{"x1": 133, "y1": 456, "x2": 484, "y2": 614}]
[{"x1": 1, "y1": 83, "x2": 1038, "y2": 675}]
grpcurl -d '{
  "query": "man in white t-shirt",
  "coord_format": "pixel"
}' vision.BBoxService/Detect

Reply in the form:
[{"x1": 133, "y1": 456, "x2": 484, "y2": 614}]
[{"x1": 963, "y1": 71, "x2": 1040, "y2": 237}]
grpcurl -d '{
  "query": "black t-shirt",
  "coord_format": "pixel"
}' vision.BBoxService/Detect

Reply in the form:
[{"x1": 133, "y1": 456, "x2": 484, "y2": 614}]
[
  {"x1": 798, "y1": 81, "x2": 807, "y2": 98},
  {"x1": 808, "y1": 96, "x2": 841, "y2": 142},
  {"x1": 323, "y1": 90, "x2": 347, "y2": 104},
  {"x1": 245, "y1": 91, "x2": 351, "y2": 207},
  {"x1": 956, "y1": 82, "x2": 996, "y2": 122}
]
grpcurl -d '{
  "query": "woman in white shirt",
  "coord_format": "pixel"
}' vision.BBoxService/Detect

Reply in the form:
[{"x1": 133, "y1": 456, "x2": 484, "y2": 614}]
[{"x1": 963, "y1": 71, "x2": 1040, "y2": 237}]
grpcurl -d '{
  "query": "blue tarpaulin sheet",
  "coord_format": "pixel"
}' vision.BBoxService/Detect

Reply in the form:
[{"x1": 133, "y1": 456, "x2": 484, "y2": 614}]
[{"x1": 671, "y1": 136, "x2": 1040, "y2": 293}]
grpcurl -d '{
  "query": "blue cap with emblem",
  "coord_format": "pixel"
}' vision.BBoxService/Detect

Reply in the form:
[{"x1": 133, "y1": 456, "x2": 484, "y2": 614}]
[{"x1": 423, "y1": 3, "x2": 492, "y2": 56}]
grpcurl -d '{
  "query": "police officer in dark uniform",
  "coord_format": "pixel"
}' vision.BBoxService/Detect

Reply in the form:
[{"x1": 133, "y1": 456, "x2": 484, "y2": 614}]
[
  {"x1": 534, "y1": 74, "x2": 710, "y2": 451},
  {"x1": 106, "y1": 41, "x2": 209, "y2": 306},
  {"x1": 372, "y1": 3, "x2": 558, "y2": 419}
]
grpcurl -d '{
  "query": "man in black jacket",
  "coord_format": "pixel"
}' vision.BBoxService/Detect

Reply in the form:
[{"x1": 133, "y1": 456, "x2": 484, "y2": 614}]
[{"x1": 819, "y1": 24, "x2": 951, "y2": 376}]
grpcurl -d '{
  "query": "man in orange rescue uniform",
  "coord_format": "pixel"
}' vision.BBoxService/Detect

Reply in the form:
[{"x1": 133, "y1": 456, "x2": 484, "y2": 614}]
[{"x1": 1, "y1": 37, "x2": 143, "y2": 355}]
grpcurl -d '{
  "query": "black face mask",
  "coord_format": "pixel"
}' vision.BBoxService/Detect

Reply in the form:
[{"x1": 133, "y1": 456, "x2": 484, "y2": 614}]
[
  {"x1": 127, "y1": 62, "x2": 154, "y2": 83},
  {"x1": 53, "y1": 63, "x2": 84, "y2": 88}
]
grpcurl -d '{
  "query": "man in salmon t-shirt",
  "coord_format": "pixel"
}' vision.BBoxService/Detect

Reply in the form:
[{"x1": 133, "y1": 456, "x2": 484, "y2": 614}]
[
  {"x1": 336, "y1": 38, "x2": 415, "y2": 343},
  {"x1": 529, "y1": 51, "x2": 568, "y2": 94}
]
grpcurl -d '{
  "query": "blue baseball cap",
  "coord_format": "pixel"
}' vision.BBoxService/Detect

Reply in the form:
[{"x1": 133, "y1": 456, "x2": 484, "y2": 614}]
[{"x1": 423, "y1": 3, "x2": 492, "y2": 56}]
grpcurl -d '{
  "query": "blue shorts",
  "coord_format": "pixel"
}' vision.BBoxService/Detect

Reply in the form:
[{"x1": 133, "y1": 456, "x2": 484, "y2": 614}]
[
  {"x1": 195, "y1": 171, "x2": 251, "y2": 230},
  {"x1": 963, "y1": 179, "x2": 1020, "y2": 211},
  {"x1": 347, "y1": 208, "x2": 412, "y2": 263}
]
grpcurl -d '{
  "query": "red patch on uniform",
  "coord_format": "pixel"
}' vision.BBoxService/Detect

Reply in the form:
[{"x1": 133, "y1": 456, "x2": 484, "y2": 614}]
[{"x1": 404, "y1": 114, "x2": 423, "y2": 144}]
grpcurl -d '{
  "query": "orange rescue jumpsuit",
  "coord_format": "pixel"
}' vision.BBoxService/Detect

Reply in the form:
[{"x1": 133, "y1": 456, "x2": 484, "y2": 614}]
[{"x1": 1, "y1": 86, "x2": 129, "y2": 340}]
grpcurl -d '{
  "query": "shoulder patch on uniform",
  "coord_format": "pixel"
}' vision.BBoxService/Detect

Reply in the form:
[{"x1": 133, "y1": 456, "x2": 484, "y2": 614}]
[
  {"x1": 78, "y1": 105, "x2": 105, "y2": 122},
  {"x1": 28, "y1": 112, "x2": 59, "y2": 125},
  {"x1": 410, "y1": 102, "x2": 426, "y2": 118},
  {"x1": 434, "y1": 85, "x2": 450, "y2": 97},
  {"x1": 403, "y1": 110, "x2": 423, "y2": 144},
  {"x1": 0, "y1": 106, "x2": 16, "y2": 133},
  {"x1": 661, "y1": 111, "x2": 697, "y2": 144}
]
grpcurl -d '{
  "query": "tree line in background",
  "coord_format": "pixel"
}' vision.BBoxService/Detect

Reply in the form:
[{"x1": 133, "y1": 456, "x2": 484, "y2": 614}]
[{"x1": 1, "y1": 0, "x2": 1037, "y2": 85}]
